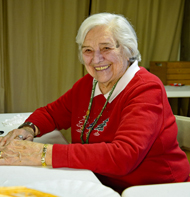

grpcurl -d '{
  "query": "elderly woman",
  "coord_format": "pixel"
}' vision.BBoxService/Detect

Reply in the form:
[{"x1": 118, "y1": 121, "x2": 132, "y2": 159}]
[{"x1": 0, "y1": 13, "x2": 189, "y2": 194}]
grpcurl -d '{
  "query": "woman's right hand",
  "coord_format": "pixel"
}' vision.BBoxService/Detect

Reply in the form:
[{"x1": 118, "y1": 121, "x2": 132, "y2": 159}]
[
  {"x1": 0, "y1": 127, "x2": 34, "y2": 146},
  {"x1": 0, "y1": 139, "x2": 52, "y2": 166}
]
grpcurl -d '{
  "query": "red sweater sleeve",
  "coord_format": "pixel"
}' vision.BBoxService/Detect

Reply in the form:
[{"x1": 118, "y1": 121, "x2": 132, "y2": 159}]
[{"x1": 25, "y1": 88, "x2": 73, "y2": 136}]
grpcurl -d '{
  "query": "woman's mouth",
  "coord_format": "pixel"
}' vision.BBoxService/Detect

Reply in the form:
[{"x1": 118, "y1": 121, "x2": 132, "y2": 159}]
[{"x1": 95, "y1": 65, "x2": 111, "y2": 71}]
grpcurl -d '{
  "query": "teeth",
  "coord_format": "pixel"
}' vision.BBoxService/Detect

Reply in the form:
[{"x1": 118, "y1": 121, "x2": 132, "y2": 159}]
[{"x1": 95, "y1": 65, "x2": 110, "y2": 71}]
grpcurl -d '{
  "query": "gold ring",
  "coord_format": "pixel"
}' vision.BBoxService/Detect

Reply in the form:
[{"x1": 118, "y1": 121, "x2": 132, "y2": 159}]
[{"x1": 0, "y1": 151, "x2": 3, "y2": 159}]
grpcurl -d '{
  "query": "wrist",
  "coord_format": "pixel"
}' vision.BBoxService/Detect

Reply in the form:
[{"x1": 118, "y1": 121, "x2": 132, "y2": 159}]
[
  {"x1": 22, "y1": 126, "x2": 35, "y2": 136},
  {"x1": 18, "y1": 122, "x2": 39, "y2": 136}
]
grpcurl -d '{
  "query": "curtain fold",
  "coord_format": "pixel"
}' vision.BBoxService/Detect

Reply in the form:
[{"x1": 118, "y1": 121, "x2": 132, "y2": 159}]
[
  {"x1": 0, "y1": 0, "x2": 6, "y2": 113},
  {"x1": 90, "y1": 0, "x2": 185, "y2": 68}
]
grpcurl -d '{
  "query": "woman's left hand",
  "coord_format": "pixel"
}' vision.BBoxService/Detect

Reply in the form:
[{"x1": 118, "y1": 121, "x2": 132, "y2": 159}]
[
  {"x1": 0, "y1": 139, "x2": 51, "y2": 166},
  {"x1": 0, "y1": 127, "x2": 34, "y2": 147}
]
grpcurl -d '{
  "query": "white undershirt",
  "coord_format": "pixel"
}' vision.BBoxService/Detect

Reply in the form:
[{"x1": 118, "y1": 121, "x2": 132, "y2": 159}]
[{"x1": 94, "y1": 60, "x2": 140, "y2": 103}]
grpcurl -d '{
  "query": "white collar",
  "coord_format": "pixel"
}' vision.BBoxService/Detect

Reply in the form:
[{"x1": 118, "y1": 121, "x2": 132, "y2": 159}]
[{"x1": 94, "y1": 60, "x2": 140, "y2": 103}]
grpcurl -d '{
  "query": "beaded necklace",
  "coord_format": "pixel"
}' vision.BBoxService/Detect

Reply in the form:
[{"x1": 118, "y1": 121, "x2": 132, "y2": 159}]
[{"x1": 80, "y1": 78, "x2": 120, "y2": 144}]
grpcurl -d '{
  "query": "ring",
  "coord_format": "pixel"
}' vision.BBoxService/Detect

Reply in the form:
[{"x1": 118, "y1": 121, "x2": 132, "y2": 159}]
[
  {"x1": 0, "y1": 151, "x2": 2, "y2": 159},
  {"x1": 18, "y1": 135, "x2": 23, "y2": 140}
]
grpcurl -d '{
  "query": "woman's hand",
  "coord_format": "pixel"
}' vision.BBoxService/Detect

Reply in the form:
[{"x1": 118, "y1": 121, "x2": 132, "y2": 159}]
[
  {"x1": 0, "y1": 139, "x2": 52, "y2": 166},
  {"x1": 0, "y1": 127, "x2": 34, "y2": 146}
]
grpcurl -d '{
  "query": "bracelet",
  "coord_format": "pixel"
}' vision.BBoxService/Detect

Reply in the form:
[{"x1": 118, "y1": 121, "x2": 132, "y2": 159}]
[{"x1": 41, "y1": 144, "x2": 48, "y2": 167}]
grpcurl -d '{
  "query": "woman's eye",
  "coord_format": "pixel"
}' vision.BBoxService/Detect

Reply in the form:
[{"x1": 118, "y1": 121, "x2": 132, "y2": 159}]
[
  {"x1": 102, "y1": 47, "x2": 111, "y2": 51},
  {"x1": 83, "y1": 49, "x2": 92, "y2": 54}
]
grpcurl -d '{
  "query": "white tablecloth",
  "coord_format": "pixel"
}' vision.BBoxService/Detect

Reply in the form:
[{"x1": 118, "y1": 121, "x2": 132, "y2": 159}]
[
  {"x1": 0, "y1": 166, "x2": 100, "y2": 186},
  {"x1": 0, "y1": 113, "x2": 120, "y2": 197},
  {"x1": 164, "y1": 85, "x2": 190, "y2": 98},
  {"x1": 0, "y1": 112, "x2": 68, "y2": 144}
]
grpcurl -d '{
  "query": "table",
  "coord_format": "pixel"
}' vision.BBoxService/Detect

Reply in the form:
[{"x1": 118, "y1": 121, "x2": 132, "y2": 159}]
[
  {"x1": 164, "y1": 85, "x2": 190, "y2": 116},
  {"x1": 121, "y1": 182, "x2": 190, "y2": 197},
  {"x1": 164, "y1": 85, "x2": 190, "y2": 98},
  {"x1": 0, "y1": 112, "x2": 69, "y2": 144},
  {"x1": 0, "y1": 166, "x2": 121, "y2": 197},
  {"x1": 0, "y1": 113, "x2": 120, "y2": 197}
]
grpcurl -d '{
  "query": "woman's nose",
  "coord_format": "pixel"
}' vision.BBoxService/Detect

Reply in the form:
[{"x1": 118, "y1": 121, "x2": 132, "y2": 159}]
[{"x1": 92, "y1": 50, "x2": 104, "y2": 64}]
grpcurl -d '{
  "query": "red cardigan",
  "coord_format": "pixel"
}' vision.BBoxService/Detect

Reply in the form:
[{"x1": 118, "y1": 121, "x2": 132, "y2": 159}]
[{"x1": 26, "y1": 67, "x2": 190, "y2": 193}]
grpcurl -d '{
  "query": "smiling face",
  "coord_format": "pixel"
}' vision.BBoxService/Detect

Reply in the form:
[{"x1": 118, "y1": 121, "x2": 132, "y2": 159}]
[{"x1": 82, "y1": 25, "x2": 129, "y2": 94}]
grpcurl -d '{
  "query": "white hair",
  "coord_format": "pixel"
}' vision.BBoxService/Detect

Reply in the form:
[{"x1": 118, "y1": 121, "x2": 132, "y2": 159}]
[{"x1": 76, "y1": 13, "x2": 141, "y2": 64}]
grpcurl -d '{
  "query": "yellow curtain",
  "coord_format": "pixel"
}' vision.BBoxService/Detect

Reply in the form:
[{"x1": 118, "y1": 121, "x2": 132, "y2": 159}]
[
  {"x1": 90, "y1": 0, "x2": 185, "y2": 69},
  {"x1": 0, "y1": 0, "x2": 89, "y2": 113},
  {"x1": 0, "y1": 0, "x2": 185, "y2": 113}
]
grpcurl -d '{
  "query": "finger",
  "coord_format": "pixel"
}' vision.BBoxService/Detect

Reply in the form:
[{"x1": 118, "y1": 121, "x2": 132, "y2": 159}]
[
  {"x1": 25, "y1": 135, "x2": 34, "y2": 141},
  {"x1": 0, "y1": 128, "x2": 34, "y2": 153},
  {"x1": 0, "y1": 130, "x2": 18, "y2": 146},
  {"x1": 0, "y1": 141, "x2": 22, "y2": 165},
  {"x1": 0, "y1": 154, "x2": 21, "y2": 166},
  {"x1": 0, "y1": 135, "x2": 10, "y2": 146}
]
